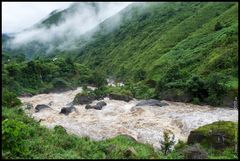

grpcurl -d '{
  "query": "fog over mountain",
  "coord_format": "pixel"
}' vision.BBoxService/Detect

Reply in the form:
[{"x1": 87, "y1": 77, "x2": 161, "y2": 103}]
[{"x1": 4, "y1": 2, "x2": 133, "y2": 54}]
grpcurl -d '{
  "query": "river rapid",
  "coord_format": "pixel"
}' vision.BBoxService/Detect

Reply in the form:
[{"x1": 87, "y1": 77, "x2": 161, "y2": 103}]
[{"x1": 19, "y1": 87, "x2": 238, "y2": 149}]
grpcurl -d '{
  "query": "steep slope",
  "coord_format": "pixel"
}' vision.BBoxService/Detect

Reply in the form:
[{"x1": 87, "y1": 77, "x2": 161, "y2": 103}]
[{"x1": 75, "y1": 2, "x2": 238, "y2": 96}]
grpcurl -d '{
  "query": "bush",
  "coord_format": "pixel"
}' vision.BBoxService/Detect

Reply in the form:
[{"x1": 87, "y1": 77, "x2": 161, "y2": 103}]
[
  {"x1": 2, "y1": 89, "x2": 21, "y2": 107},
  {"x1": 214, "y1": 22, "x2": 223, "y2": 31},
  {"x1": 52, "y1": 78, "x2": 69, "y2": 88},
  {"x1": 186, "y1": 75, "x2": 208, "y2": 101},
  {"x1": 160, "y1": 131, "x2": 176, "y2": 155},
  {"x1": 2, "y1": 119, "x2": 29, "y2": 158}
]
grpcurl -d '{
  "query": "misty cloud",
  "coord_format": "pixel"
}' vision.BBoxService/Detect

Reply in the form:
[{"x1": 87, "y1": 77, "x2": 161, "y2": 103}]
[{"x1": 8, "y1": 2, "x2": 133, "y2": 52}]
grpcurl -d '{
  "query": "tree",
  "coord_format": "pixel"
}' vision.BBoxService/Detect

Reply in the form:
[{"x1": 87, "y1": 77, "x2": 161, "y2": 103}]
[
  {"x1": 160, "y1": 131, "x2": 176, "y2": 155},
  {"x1": 186, "y1": 75, "x2": 208, "y2": 101}
]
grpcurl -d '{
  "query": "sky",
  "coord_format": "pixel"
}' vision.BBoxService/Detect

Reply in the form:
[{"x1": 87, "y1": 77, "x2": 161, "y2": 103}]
[{"x1": 2, "y1": 2, "x2": 74, "y2": 33}]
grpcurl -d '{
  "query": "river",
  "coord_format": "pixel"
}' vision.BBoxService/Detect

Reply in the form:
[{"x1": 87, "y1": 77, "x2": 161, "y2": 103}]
[{"x1": 19, "y1": 87, "x2": 238, "y2": 149}]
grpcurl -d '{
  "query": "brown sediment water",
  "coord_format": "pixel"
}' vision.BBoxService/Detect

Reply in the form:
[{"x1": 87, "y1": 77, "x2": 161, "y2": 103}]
[{"x1": 19, "y1": 87, "x2": 238, "y2": 149}]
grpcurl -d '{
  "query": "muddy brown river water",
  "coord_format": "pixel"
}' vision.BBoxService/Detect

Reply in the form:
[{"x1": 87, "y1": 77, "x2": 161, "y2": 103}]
[{"x1": 19, "y1": 87, "x2": 238, "y2": 149}]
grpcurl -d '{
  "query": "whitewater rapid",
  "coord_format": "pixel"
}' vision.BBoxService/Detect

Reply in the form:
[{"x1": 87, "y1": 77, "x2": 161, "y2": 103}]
[{"x1": 19, "y1": 87, "x2": 238, "y2": 149}]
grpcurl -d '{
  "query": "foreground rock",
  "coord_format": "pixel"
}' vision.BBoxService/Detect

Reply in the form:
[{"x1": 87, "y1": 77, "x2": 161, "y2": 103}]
[
  {"x1": 59, "y1": 106, "x2": 77, "y2": 115},
  {"x1": 73, "y1": 93, "x2": 94, "y2": 105},
  {"x1": 109, "y1": 93, "x2": 132, "y2": 102},
  {"x1": 85, "y1": 101, "x2": 107, "y2": 110},
  {"x1": 187, "y1": 121, "x2": 237, "y2": 150},
  {"x1": 183, "y1": 144, "x2": 208, "y2": 159},
  {"x1": 136, "y1": 99, "x2": 168, "y2": 107},
  {"x1": 35, "y1": 104, "x2": 50, "y2": 112}
]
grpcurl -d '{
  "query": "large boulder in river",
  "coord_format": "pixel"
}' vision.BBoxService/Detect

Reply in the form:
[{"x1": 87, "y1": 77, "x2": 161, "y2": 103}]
[
  {"x1": 187, "y1": 121, "x2": 237, "y2": 150},
  {"x1": 73, "y1": 93, "x2": 94, "y2": 105},
  {"x1": 35, "y1": 104, "x2": 50, "y2": 112},
  {"x1": 59, "y1": 106, "x2": 76, "y2": 115},
  {"x1": 136, "y1": 99, "x2": 168, "y2": 107},
  {"x1": 85, "y1": 101, "x2": 107, "y2": 110},
  {"x1": 109, "y1": 93, "x2": 132, "y2": 102}
]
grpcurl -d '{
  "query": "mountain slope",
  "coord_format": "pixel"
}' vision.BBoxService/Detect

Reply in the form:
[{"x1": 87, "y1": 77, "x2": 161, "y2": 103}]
[{"x1": 75, "y1": 2, "x2": 238, "y2": 88}]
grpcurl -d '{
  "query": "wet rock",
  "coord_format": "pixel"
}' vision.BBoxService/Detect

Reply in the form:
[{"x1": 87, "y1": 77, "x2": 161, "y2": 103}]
[
  {"x1": 85, "y1": 104, "x2": 92, "y2": 109},
  {"x1": 35, "y1": 104, "x2": 50, "y2": 112},
  {"x1": 85, "y1": 101, "x2": 107, "y2": 110},
  {"x1": 96, "y1": 101, "x2": 107, "y2": 107},
  {"x1": 73, "y1": 93, "x2": 94, "y2": 105},
  {"x1": 183, "y1": 144, "x2": 208, "y2": 159},
  {"x1": 187, "y1": 121, "x2": 237, "y2": 150},
  {"x1": 59, "y1": 106, "x2": 76, "y2": 115},
  {"x1": 109, "y1": 93, "x2": 132, "y2": 102},
  {"x1": 136, "y1": 99, "x2": 168, "y2": 107}
]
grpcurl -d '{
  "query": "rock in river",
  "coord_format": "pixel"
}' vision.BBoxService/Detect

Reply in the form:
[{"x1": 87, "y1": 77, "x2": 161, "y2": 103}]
[
  {"x1": 85, "y1": 101, "x2": 107, "y2": 110},
  {"x1": 136, "y1": 99, "x2": 168, "y2": 107},
  {"x1": 109, "y1": 93, "x2": 132, "y2": 102},
  {"x1": 59, "y1": 106, "x2": 77, "y2": 115},
  {"x1": 35, "y1": 104, "x2": 50, "y2": 112}
]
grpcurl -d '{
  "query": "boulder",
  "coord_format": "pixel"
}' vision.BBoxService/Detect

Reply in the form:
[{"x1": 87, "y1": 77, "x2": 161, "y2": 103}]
[
  {"x1": 109, "y1": 93, "x2": 132, "y2": 102},
  {"x1": 183, "y1": 144, "x2": 208, "y2": 159},
  {"x1": 59, "y1": 106, "x2": 76, "y2": 115},
  {"x1": 73, "y1": 93, "x2": 94, "y2": 105},
  {"x1": 136, "y1": 99, "x2": 168, "y2": 107},
  {"x1": 187, "y1": 121, "x2": 237, "y2": 150},
  {"x1": 96, "y1": 101, "x2": 107, "y2": 107},
  {"x1": 85, "y1": 101, "x2": 107, "y2": 110},
  {"x1": 35, "y1": 104, "x2": 50, "y2": 112}
]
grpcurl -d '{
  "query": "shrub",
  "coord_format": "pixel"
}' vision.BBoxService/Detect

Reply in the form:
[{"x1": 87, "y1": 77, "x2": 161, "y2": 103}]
[
  {"x1": 160, "y1": 131, "x2": 176, "y2": 155},
  {"x1": 2, "y1": 119, "x2": 29, "y2": 157},
  {"x1": 2, "y1": 89, "x2": 21, "y2": 107},
  {"x1": 214, "y1": 22, "x2": 223, "y2": 31},
  {"x1": 52, "y1": 78, "x2": 69, "y2": 88}
]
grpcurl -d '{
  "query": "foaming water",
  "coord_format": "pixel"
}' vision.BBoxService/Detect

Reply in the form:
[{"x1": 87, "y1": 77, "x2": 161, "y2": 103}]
[{"x1": 19, "y1": 87, "x2": 238, "y2": 149}]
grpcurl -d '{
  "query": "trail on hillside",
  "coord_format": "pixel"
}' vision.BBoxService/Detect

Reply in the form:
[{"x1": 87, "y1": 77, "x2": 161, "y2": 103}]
[{"x1": 19, "y1": 87, "x2": 238, "y2": 149}]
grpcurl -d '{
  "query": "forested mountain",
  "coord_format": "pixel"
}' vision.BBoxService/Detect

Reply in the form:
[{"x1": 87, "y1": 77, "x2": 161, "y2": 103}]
[{"x1": 2, "y1": 2, "x2": 238, "y2": 106}]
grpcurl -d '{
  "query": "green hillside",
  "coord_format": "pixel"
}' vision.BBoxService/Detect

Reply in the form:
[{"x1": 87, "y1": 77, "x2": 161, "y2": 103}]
[{"x1": 73, "y1": 2, "x2": 238, "y2": 105}]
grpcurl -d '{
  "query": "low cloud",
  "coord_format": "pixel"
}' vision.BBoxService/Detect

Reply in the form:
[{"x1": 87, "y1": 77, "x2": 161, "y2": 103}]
[{"x1": 8, "y1": 2, "x2": 133, "y2": 53}]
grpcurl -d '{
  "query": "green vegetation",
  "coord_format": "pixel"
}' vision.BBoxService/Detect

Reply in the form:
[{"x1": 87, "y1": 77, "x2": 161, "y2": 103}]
[
  {"x1": 2, "y1": 55, "x2": 101, "y2": 96},
  {"x1": 1, "y1": 2, "x2": 238, "y2": 159},
  {"x1": 2, "y1": 106, "x2": 237, "y2": 159},
  {"x1": 73, "y1": 2, "x2": 238, "y2": 106},
  {"x1": 188, "y1": 121, "x2": 238, "y2": 150}
]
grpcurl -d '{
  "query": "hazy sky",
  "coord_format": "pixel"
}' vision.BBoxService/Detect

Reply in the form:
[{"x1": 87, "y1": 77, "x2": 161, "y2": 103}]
[{"x1": 2, "y1": 2, "x2": 74, "y2": 33}]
